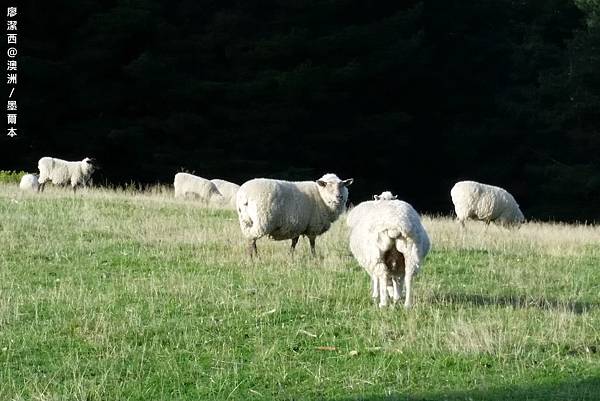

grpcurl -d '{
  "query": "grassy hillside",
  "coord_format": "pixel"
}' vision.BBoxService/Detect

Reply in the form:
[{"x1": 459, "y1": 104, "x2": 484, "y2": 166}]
[{"x1": 0, "y1": 185, "x2": 599, "y2": 400}]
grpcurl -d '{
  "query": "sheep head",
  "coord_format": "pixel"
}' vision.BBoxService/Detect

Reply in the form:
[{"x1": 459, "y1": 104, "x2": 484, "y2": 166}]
[{"x1": 316, "y1": 173, "x2": 353, "y2": 212}]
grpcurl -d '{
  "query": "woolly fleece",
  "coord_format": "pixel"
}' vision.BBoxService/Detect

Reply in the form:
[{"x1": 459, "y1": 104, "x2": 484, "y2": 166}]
[
  {"x1": 347, "y1": 199, "x2": 430, "y2": 308},
  {"x1": 450, "y1": 180, "x2": 524, "y2": 227}
]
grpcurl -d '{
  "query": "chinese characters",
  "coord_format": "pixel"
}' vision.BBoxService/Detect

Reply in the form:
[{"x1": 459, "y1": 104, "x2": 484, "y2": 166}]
[{"x1": 6, "y1": 6, "x2": 17, "y2": 137}]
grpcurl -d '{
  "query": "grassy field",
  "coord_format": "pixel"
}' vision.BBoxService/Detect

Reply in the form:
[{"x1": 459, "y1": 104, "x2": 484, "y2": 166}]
[{"x1": 0, "y1": 184, "x2": 599, "y2": 401}]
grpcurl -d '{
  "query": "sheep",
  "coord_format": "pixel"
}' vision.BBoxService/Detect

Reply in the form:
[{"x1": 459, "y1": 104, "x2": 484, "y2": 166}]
[
  {"x1": 173, "y1": 172, "x2": 225, "y2": 205},
  {"x1": 373, "y1": 191, "x2": 397, "y2": 201},
  {"x1": 347, "y1": 197, "x2": 430, "y2": 308},
  {"x1": 19, "y1": 174, "x2": 39, "y2": 192},
  {"x1": 236, "y1": 173, "x2": 353, "y2": 257},
  {"x1": 38, "y1": 157, "x2": 96, "y2": 193},
  {"x1": 450, "y1": 180, "x2": 524, "y2": 228},
  {"x1": 211, "y1": 179, "x2": 240, "y2": 209}
]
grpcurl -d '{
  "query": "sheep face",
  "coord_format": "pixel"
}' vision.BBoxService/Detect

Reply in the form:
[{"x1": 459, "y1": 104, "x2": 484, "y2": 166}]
[
  {"x1": 499, "y1": 208, "x2": 525, "y2": 228},
  {"x1": 316, "y1": 174, "x2": 353, "y2": 211},
  {"x1": 82, "y1": 157, "x2": 97, "y2": 173}
]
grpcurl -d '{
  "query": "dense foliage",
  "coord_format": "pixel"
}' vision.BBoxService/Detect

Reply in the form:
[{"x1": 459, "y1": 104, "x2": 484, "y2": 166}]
[
  {"x1": 2, "y1": 0, "x2": 599, "y2": 221},
  {"x1": 0, "y1": 170, "x2": 26, "y2": 184}
]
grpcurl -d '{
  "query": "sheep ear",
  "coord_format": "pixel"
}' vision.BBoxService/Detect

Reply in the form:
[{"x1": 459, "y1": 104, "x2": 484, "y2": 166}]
[
  {"x1": 317, "y1": 180, "x2": 327, "y2": 187},
  {"x1": 373, "y1": 195, "x2": 379, "y2": 200},
  {"x1": 392, "y1": 195, "x2": 398, "y2": 200},
  {"x1": 342, "y1": 178, "x2": 354, "y2": 187}
]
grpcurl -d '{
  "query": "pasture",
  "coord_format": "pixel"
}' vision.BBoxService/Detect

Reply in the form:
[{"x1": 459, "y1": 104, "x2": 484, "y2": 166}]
[{"x1": 0, "y1": 185, "x2": 599, "y2": 400}]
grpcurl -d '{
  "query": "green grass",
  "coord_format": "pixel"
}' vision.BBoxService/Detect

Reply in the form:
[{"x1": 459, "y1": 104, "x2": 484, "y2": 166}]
[{"x1": 1, "y1": 184, "x2": 599, "y2": 400}]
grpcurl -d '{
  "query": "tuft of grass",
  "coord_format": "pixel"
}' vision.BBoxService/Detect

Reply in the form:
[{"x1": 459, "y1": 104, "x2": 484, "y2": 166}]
[{"x1": 0, "y1": 183, "x2": 599, "y2": 400}]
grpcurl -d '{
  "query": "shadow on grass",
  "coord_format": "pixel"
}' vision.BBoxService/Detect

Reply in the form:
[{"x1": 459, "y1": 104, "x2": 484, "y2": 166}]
[
  {"x1": 427, "y1": 292, "x2": 597, "y2": 314},
  {"x1": 334, "y1": 377, "x2": 600, "y2": 401}
]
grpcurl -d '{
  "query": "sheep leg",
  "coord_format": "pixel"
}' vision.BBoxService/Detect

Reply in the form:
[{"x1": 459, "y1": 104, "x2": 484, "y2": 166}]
[
  {"x1": 290, "y1": 237, "x2": 299, "y2": 254},
  {"x1": 403, "y1": 268, "x2": 414, "y2": 309},
  {"x1": 371, "y1": 275, "x2": 379, "y2": 300},
  {"x1": 248, "y1": 239, "x2": 258, "y2": 258},
  {"x1": 308, "y1": 235, "x2": 317, "y2": 256},
  {"x1": 391, "y1": 276, "x2": 403, "y2": 302},
  {"x1": 38, "y1": 180, "x2": 47, "y2": 192},
  {"x1": 378, "y1": 272, "x2": 389, "y2": 308},
  {"x1": 484, "y1": 220, "x2": 491, "y2": 233}
]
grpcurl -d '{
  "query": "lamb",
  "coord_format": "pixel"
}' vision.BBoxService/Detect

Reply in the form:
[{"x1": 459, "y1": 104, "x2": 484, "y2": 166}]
[
  {"x1": 450, "y1": 180, "x2": 524, "y2": 227},
  {"x1": 211, "y1": 179, "x2": 240, "y2": 209},
  {"x1": 173, "y1": 172, "x2": 225, "y2": 205},
  {"x1": 347, "y1": 196, "x2": 430, "y2": 308},
  {"x1": 38, "y1": 157, "x2": 96, "y2": 193},
  {"x1": 373, "y1": 191, "x2": 397, "y2": 201},
  {"x1": 236, "y1": 173, "x2": 353, "y2": 256},
  {"x1": 19, "y1": 174, "x2": 39, "y2": 192}
]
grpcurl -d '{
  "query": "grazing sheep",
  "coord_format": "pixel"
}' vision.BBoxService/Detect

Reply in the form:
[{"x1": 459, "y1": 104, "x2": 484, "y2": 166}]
[
  {"x1": 236, "y1": 173, "x2": 353, "y2": 257},
  {"x1": 38, "y1": 157, "x2": 96, "y2": 193},
  {"x1": 347, "y1": 197, "x2": 430, "y2": 308},
  {"x1": 373, "y1": 191, "x2": 397, "y2": 201},
  {"x1": 450, "y1": 180, "x2": 524, "y2": 227},
  {"x1": 19, "y1": 174, "x2": 39, "y2": 192},
  {"x1": 211, "y1": 179, "x2": 240, "y2": 209},
  {"x1": 173, "y1": 172, "x2": 225, "y2": 205}
]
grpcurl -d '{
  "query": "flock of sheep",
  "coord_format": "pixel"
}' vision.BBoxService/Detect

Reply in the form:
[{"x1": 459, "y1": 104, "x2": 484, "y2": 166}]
[{"x1": 17, "y1": 156, "x2": 525, "y2": 308}]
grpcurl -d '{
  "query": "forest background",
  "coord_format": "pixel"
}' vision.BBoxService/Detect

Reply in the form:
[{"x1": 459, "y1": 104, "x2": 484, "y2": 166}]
[{"x1": 2, "y1": 0, "x2": 599, "y2": 221}]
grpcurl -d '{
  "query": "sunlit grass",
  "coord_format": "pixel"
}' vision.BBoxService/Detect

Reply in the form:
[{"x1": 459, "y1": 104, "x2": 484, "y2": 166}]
[{"x1": 0, "y1": 184, "x2": 599, "y2": 400}]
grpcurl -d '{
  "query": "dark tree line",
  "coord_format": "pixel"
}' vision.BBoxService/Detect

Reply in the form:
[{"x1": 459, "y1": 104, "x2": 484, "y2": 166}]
[{"x1": 2, "y1": 0, "x2": 599, "y2": 221}]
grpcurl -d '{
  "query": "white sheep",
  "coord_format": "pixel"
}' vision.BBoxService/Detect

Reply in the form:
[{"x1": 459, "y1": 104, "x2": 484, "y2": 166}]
[
  {"x1": 373, "y1": 191, "x2": 397, "y2": 201},
  {"x1": 173, "y1": 172, "x2": 225, "y2": 205},
  {"x1": 450, "y1": 180, "x2": 524, "y2": 227},
  {"x1": 38, "y1": 157, "x2": 96, "y2": 193},
  {"x1": 236, "y1": 173, "x2": 353, "y2": 256},
  {"x1": 347, "y1": 197, "x2": 430, "y2": 308},
  {"x1": 211, "y1": 179, "x2": 240, "y2": 209},
  {"x1": 19, "y1": 174, "x2": 39, "y2": 192}
]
